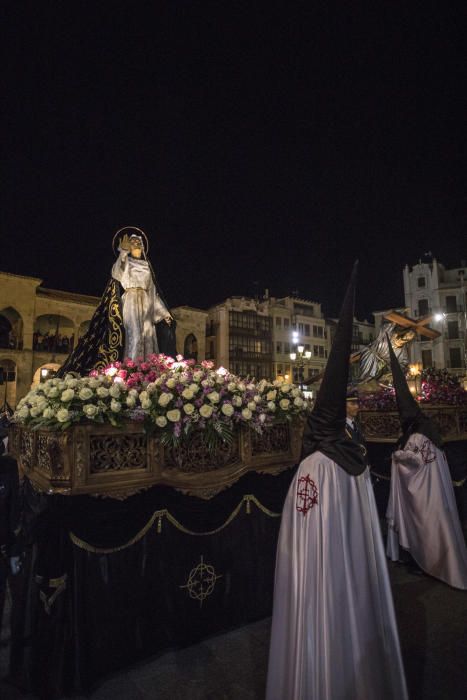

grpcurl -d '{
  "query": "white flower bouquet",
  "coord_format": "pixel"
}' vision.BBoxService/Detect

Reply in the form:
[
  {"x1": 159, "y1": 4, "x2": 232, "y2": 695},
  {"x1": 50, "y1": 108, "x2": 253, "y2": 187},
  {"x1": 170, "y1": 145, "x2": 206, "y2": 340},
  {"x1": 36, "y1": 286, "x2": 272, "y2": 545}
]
[{"x1": 14, "y1": 356, "x2": 309, "y2": 451}]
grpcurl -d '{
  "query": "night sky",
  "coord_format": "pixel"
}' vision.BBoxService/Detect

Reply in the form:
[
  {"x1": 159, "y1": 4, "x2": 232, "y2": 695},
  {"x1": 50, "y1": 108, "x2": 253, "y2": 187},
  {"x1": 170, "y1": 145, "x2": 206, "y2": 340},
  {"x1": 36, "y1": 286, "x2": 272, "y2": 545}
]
[{"x1": 2, "y1": 3, "x2": 466, "y2": 319}]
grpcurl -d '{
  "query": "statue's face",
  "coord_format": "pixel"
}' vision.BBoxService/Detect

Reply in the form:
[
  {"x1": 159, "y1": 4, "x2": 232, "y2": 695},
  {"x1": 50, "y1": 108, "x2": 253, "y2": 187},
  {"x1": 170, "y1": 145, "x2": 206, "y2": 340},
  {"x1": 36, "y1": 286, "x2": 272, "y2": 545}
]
[
  {"x1": 393, "y1": 329, "x2": 416, "y2": 348},
  {"x1": 129, "y1": 236, "x2": 143, "y2": 257}
]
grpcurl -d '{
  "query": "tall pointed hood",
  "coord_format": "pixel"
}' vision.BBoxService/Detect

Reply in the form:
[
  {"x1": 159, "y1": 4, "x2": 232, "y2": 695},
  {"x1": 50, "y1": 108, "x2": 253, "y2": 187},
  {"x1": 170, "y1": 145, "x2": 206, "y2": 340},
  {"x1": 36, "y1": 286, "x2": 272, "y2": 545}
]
[
  {"x1": 301, "y1": 261, "x2": 367, "y2": 475},
  {"x1": 386, "y1": 334, "x2": 442, "y2": 449}
]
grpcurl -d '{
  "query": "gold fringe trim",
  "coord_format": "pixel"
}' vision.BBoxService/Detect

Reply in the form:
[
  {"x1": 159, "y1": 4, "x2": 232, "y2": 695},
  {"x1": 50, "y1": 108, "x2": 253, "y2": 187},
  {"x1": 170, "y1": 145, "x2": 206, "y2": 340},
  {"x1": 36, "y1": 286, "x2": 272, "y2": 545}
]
[{"x1": 69, "y1": 494, "x2": 281, "y2": 554}]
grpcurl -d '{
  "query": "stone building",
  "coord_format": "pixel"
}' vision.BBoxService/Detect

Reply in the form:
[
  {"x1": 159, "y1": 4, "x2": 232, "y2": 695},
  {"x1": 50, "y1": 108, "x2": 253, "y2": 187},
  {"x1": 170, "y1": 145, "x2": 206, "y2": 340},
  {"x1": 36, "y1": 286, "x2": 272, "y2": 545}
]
[
  {"x1": 205, "y1": 294, "x2": 331, "y2": 383},
  {"x1": 0, "y1": 271, "x2": 206, "y2": 407},
  {"x1": 403, "y1": 258, "x2": 467, "y2": 373},
  {"x1": 206, "y1": 297, "x2": 273, "y2": 379}
]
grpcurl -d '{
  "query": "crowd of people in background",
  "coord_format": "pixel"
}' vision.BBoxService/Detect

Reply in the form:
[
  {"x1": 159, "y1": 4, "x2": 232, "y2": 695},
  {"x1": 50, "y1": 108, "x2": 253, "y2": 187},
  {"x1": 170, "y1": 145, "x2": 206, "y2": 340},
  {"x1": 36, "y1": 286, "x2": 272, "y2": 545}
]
[{"x1": 32, "y1": 332, "x2": 74, "y2": 354}]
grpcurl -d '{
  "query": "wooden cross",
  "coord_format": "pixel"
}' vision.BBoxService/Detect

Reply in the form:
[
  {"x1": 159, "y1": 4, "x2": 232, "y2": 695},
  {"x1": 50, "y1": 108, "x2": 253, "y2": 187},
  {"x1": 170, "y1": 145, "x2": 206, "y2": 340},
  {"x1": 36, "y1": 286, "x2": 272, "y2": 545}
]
[{"x1": 383, "y1": 310, "x2": 441, "y2": 340}]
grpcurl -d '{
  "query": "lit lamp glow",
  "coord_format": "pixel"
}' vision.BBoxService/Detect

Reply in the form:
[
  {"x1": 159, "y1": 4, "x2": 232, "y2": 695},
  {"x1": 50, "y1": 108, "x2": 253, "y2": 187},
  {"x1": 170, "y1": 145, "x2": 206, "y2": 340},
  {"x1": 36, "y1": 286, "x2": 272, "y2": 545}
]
[
  {"x1": 407, "y1": 364, "x2": 422, "y2": 396},
  {"x1": 297, "y1": 345, "x2": 304, "y2": 354},
  {"x1": 290, "y1": 352, "x2": 297, "y2": 361},
  {"x1": 40, "y1": 368, "x2": 49, "y2": 382}
]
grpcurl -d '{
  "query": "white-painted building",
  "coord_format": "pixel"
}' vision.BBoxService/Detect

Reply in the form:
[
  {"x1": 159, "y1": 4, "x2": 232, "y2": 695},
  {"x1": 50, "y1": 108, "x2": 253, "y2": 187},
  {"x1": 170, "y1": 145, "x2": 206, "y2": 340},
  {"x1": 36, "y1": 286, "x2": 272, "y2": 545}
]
[{"x1": 402, "y1": 258, "x2": 467, "y2": 373}]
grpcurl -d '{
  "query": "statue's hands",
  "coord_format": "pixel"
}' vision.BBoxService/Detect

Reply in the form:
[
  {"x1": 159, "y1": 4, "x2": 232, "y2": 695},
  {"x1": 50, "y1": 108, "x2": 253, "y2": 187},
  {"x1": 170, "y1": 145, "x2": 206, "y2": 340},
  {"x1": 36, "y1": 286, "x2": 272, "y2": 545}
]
[
  {"x1": 119, "y1": 234, "x2": 131, "y2": 251},
  {"x1": 164, "y1": 315, "x2": 173, "y2": 326}
]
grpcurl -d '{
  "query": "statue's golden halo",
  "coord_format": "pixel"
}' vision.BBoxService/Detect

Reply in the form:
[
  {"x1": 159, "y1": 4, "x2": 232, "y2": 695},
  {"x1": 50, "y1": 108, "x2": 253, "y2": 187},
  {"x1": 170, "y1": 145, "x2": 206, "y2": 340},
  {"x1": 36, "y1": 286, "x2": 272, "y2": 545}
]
[{"x1": 112, "y1": 226, "x2": 149, "y2": 256}]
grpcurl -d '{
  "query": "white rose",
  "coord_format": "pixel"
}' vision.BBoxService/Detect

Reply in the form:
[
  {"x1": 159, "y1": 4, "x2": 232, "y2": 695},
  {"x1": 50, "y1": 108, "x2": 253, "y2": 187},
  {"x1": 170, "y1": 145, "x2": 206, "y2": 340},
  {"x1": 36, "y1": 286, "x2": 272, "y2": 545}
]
[
  {"x1": 56, "y1": 408, "x2": 69, "y2": 423},
  {"x1": 193, "y1": 370, "x2": 203, "y2": 381},
  {"x1": 207, "y1": 391, "x2": 220, "y2": 403},
  {"x1": 83, "y1": 404, "x2": 98, "y2": 418},
  {"x1": 61, "y1": 389, "x2": 74, "y2": 402},
  {"x1": 227, "y1": 382, "x2": 237, "y2": 392},
  {"x1": 291, "y1": 388, "x2": 300, "y2": 397},
  {"x1": 139, "y1": 390, "x2": 149, "y2": 402},
  {"x1": 238, "y1": 382, "x2": 246, "y2": 392},
  {"x1": 65, "y1": 377, "x2": 78, "y2": 389},
  {"x1": 281, "y1": 383, "x2": 291, "y2": 393},
  {"x1": 267, "y1": 401, "x2": 276, "y2": 412},
  {"x1": 182, "y1": 388, "x2": 194, "y2": 400},
  {"x1": 79, "y1": 387, "x2": 94, "y2": 401},
  {"x1": 294, "y1": 397, "x2": 304, "y2": 408},
  {"x1": 57, "y1": 381, "x2": 66, "y2": 391},
  {"x1": 189, "y1": 383, "x2": 200, "y2": 393},
  {"x1": 110, "y1": 399, "x2": 121, "y2": 413},
  {"x1": 140, "y1": 398, "x2": 151, "y2": 410},
  {"x1": 166, "y1": 378, "x2": 176, "y2": 389},
  {"x1": 178, "y1": 373, "x2": 189, "y2": 384},
  {"x1": 18, "y1": 406, "x2": 29, "y2": 419},
  {"x1": 37, "y1": 399, "x2": 48, "y2": 413},
  {"x1": 158, "y1": 392, "x2": 173, "y2": 407},
  {"x1": 147, "y1": 383, "x2": 157, "y2": 394},
  {"x1": 109, "y1": 384, "x2": 121, "y2": 398},
  {"x1": 43, "y1": 407, "x2": 55, "y2": 420},
  {"x1": 48, "y1": 387, "x2": 59, "y2": 399},
  {"x1": 97, "y1": 387, "x2": 109, "y2": 398},
  {"x1": 129, "y1": 388, "x2": 139, "y2": 397},
  {"x1": 221, "y1": 403, "x2": 234, "y2": 417},
  {"x1": 126, "y1": 396, "x2": 136, "y2": 408},
  {"x1": 241, "y1": 408, "x2": 252, "y2": 420},
  {"x1": 232, "y1": 396, "x2": 243, "y2": 407},
  {"x1": 266, "y1": 390, "x2": 277, "y2": 401},
  {"x1": 247, "y1": 401, "x2": 257, "y2": 411},
  {"x1": 183, "y1": 403, "x2": 195, "y2": 415},
  {"x1": 199, "y1": 404, "x2": 213, "y2": 418},
  {"x1": 259, "y1": 413, "x2": 266, "y2": 423},
  {"x1": 156, "y1": 415, "x2": 168, "y2": 427},
  {"x1": 246, "y1": 383, "x2": 255, "y2": 391},
  {"x1": 280, "y1": 398, "x2": 290, "y2": 410},
  {"x1": 88, "y1": 378, "x2": 100, "y2": 389},
  {"x1": 253, "y1": 395, "x2": 262, "y2": 403},
  {"x1": 167, "y1": 409, "x2": 181, "y2": 422},
  {"x1": 30, "y1": 406, "x2": 41, "y2": 418}
]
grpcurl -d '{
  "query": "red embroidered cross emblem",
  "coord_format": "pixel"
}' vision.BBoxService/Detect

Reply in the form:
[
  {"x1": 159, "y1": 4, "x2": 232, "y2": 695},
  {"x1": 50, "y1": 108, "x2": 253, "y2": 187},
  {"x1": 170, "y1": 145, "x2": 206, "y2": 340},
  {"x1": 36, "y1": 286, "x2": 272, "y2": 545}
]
[
  {"x1": 296, "y1": 474, "x2": 318, "y2": 515},
  {"x1": 419, "y1": 439, "x2": 436, "y2": 464}
]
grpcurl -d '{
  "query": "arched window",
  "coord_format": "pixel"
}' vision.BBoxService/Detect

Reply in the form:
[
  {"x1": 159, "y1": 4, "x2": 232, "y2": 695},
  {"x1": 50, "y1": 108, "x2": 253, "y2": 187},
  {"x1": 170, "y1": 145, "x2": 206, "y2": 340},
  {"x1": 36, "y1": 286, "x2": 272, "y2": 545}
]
[
  {"x1": 183, "y1": 334, "x2": 198, "y2": 361},
  {"x1": 0, "y1": 358, "x2": 17, "y2": 409},
  {"x1": 34, "y1": 314, "x2": 75, "y2": 354},
  {"x1": 32, "y1": 363, "x2": 62, "y2": 386},
  {"x1": 0, "y1": 307, "x2": 23, "y2": 350}
]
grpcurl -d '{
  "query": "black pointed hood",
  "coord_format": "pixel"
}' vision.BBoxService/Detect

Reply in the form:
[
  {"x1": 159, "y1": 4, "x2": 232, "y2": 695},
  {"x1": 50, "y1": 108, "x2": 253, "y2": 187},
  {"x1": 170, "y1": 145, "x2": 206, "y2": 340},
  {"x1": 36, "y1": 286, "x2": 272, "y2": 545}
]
[
  {"x1": 386, "y1": 335, "x2": 442, "y2": 449},
  {"x1": 301, "y1": 261, "x2": 367, "y2": 475}
]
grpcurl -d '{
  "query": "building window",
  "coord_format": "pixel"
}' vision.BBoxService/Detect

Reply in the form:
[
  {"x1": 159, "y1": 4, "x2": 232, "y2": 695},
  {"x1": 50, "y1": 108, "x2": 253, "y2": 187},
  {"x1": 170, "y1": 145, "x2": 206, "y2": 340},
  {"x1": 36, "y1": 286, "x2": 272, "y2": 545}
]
[
  {"x1": 276, "y1": 341, "x2": 282, "y2": 354},
  {"x1": 304, "y1": 324, "x2": 310, "y2": 336},
  {"x1": 312, "y1": 325, "x2": 324, "y2": 338},
  {"x1": 449, "y1": 347, "x2": 462, "y2": 369},
  {"x1": 445, "y1": 296, "x2": 457, "y2": 313},
  {"x1": 417, "y1": 299, "x2": 429, "y2": 317},
  {"x1": 447, "y1": 321, "x2": 459, "y2": 339},
  {"x1": 417, "y1": 277, "x2": 426, "y2": 288},
  {"x1": 277, "y1": 364, "x2": 283, "y2": 375},
  {"x1": 275, "y1": 317, "x2": 282, "y2": 328},
  {"x1": 284, "y1": 318, "x2": 290, "y2": 329},
  {"x1": 298, "y1": 323, "x2": 304, "y2": 334},
  {"x1": 284, "y1": 342, "x2": 290, "y2": 354},
  {"x1": 421, "y1": 349, "x2": 432, "y2": 368},
  {"x1": 313, "y1": 345, "x2": 325, "y2": 358}
]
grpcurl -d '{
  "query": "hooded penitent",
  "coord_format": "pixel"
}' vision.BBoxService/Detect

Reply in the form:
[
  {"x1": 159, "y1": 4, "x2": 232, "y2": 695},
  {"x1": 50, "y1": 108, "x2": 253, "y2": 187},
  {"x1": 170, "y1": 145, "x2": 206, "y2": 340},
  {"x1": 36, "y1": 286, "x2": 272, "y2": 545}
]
[
  {"x1": 301, "y1": 261, "x2": 367, "y2": 475},
  {"x1": 386, "y1": 334, "x2": 442, "y2": 449}
]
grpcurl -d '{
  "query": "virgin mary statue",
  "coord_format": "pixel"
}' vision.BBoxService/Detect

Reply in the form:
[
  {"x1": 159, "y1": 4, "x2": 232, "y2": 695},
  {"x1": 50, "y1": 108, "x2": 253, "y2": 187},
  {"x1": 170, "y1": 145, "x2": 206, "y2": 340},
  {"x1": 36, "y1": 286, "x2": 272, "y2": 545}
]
[{"x1": 58, "y1": 227, "x2": 177, "y2": 377}]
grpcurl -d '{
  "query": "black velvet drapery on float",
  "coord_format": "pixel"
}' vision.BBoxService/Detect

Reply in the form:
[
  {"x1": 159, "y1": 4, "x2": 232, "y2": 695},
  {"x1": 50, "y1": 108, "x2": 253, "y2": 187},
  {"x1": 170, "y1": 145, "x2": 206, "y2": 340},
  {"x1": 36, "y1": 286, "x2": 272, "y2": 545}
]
[{"x1": 10, "y1": 468, "x2": 296, "y2": 699}]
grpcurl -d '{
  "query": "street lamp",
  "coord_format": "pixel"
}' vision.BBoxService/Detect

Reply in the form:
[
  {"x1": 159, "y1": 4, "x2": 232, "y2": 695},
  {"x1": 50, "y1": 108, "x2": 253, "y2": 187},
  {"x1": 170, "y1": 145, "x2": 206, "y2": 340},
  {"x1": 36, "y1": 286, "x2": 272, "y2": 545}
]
[{"x1": 289, "y1": 342, "x2": 312, "y2": 390}]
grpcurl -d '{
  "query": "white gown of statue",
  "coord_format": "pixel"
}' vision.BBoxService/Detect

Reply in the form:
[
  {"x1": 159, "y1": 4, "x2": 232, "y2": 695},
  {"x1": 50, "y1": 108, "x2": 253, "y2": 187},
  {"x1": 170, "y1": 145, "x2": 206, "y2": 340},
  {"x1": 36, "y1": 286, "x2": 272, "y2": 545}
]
[
  {"x1": 266, "y1": 453, "x2": 408, "y2": 700},
  {"x1": 111, "y1": 250, "x2": 169, "y2": 360},
  {"x1": 386, "y1": 432, "x2": 467, "y2": 590}
]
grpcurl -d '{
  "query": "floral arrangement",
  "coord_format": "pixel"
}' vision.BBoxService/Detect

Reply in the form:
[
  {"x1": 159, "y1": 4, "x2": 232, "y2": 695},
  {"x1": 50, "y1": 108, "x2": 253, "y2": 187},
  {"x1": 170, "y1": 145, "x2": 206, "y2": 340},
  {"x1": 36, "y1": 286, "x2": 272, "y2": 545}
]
[
  {"x1": 357, "y1": 366, "x2": 467, "y2": 409},
  {"x1": 14, "y1": 355, "x2": 308, "y2": 449},
  {"x1": 419, "y1": 368, "x2": 467, "y2": 406}
]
